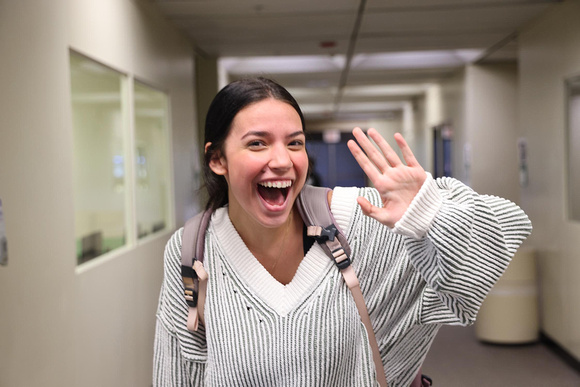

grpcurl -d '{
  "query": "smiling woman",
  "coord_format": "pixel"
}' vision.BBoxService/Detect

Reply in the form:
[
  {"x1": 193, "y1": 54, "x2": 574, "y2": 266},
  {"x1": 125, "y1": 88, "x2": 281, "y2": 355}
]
[
  {"x1": 203, "y1": 78, "x2": 306, "y2": 213},
  {"x1": 153, "y1": 77, "x2": 532, "y2": 387},
  {"x1": 208, "y1": 98, "x2": 308, "y2": 233},
  {"x1": 201, "y1": 79, "x2": 309, "y2": 284}
]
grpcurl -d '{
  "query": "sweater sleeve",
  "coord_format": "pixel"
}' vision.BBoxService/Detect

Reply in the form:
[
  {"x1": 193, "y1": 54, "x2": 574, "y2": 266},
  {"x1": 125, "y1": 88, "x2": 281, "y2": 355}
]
[
  {"x1": 153, "y1": 308, "x2": 206, "y2": 386},
  {"x1": 392, "y1": 174, "x2": 532, "y2": 325},
  {"x1": 153, "y1": 229, "x2": 207, "y2": 386}
]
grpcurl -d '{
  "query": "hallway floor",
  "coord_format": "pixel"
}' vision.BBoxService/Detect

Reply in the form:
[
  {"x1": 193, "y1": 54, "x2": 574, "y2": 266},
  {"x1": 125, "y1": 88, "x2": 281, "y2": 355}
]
[{"x1": 421, "y1": 325, "x2": 580, "y2": 386}]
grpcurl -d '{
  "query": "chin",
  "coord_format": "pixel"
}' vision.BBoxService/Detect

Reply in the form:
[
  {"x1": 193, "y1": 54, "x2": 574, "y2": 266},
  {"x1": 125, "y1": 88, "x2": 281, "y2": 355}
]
[{"x1": 254, "y1": 207, "x2": 293, "y2": 229}]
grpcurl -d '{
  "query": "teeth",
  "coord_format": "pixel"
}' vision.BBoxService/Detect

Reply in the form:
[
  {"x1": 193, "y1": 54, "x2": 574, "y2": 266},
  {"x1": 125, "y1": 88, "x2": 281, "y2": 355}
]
[{"x1": 259, "y1": 180, "x2": 292, "y2": 188}]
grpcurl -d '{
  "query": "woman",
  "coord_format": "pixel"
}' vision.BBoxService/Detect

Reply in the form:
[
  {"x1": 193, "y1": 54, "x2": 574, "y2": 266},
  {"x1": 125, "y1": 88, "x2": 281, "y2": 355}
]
[{"x1": 154, "y1": 77, "x2": 532, "y2": 386}]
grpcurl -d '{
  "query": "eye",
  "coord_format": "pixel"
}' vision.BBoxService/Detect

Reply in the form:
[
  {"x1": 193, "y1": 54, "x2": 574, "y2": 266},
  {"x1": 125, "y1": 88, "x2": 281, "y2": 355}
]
[
  {"x1": 288, "y1": 139, "x2": 305, "y2": 149},
  {"x1": 247, "y1": 140, "x2": 266, "y2": 149}
]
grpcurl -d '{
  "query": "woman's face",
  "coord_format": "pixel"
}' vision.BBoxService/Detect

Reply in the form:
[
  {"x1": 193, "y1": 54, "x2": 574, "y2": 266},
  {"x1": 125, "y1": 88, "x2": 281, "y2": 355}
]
[{"x1": 209, "y1": 98, "x2": 308, "y2": 230}]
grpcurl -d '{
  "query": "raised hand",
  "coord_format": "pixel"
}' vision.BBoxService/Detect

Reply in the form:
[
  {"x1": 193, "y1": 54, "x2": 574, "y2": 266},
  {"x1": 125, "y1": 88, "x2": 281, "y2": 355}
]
[{"x1": 347, "y1": 127, "x2": 427, "y2": 228}]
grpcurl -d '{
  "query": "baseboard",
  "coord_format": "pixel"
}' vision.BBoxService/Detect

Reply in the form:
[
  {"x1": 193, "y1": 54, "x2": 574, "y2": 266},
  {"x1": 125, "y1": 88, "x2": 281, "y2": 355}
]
[{"x1": 540, "y1": 331, "x2": 580, "y2": 374}]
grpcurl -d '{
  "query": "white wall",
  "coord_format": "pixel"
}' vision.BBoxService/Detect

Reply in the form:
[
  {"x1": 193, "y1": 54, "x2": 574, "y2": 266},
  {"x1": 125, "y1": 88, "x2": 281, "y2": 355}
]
[
  {"x1": 518, "y1": 0, "x2": 580, "y2": 361},
  {"x1": 0, "y1": 0, "x2": 198, "y2": 386}
]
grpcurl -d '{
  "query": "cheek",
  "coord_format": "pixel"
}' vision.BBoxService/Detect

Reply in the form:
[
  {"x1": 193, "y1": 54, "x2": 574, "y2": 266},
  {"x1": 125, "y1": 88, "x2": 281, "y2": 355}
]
[
  {"x1": 229, "y1": 154, "x2": 266, "y2": 183},
  {"x1": 295, "y1": 152, "x2": 310, "y2": 177}
]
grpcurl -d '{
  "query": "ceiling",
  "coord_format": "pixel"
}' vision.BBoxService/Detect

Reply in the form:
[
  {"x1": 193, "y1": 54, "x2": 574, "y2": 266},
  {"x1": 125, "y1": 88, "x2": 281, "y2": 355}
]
[{"x1": 152, "y1": 0, "x2": 560, "y2": 121}]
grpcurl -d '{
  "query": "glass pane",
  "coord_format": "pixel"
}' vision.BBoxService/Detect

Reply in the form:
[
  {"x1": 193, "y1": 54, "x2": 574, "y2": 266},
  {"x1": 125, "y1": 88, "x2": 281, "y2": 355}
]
[
  {"x1": 567, "y1": 76, "x2": 580, "y2": 221},
  {"x1": 134, "y1": 81, "x2": 171, "y2": 239},
  {"x1": 70, "y1": 53, "x2": 127, "y2": 264}
]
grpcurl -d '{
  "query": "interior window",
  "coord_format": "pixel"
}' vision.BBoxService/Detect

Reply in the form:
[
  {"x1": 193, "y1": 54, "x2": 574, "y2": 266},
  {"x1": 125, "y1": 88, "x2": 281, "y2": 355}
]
[
  {"x1": 70, "y1": 52, "x2": 128, "y2": 264},
  {"x1": 134, "y1": 81, "x2": 171, "y2": 239}
]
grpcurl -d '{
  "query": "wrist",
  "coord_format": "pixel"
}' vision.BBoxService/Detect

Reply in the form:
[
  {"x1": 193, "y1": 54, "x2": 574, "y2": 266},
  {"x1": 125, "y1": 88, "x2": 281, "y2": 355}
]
[{"x1": 391, "y1": 173, "x2": 442, "y2": 239}]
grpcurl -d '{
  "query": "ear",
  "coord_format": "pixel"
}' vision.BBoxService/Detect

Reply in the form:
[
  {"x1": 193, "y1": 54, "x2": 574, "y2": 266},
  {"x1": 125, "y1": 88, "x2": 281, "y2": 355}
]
[{"x1": 205, "y1": 142, "x2": 228, "y2": 176}]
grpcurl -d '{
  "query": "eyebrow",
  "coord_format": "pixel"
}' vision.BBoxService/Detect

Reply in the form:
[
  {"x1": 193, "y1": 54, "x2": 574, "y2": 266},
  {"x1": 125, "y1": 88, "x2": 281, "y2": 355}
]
[{"x1": 240, "y1": 130, "x2": 305, "y2": 140}]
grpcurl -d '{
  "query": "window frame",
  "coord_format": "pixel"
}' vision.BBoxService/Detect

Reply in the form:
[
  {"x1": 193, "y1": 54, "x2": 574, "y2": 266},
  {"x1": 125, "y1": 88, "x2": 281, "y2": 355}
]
[{"x1": 69, "y1": 50, "x2": 175, "y2": 267}]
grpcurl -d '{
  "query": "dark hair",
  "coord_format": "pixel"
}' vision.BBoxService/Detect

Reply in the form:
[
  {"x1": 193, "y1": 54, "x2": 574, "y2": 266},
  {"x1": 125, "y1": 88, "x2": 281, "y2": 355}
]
[{"x1": 203, "y1": 77, "x2": 306, "y2": 211}]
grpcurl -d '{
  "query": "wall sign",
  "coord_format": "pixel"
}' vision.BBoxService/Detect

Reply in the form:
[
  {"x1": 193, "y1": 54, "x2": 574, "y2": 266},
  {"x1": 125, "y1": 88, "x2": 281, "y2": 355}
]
[
  {"x1": 0, "y1": 198, "x2": 7, "y2": 266},
  {"x1": 517, "y1": 138, "x2": 529, "y2": 188}
]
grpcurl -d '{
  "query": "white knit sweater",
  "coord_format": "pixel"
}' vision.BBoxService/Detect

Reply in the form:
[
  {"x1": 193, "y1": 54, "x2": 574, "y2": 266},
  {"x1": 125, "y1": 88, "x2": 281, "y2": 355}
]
[{"x1": 154, "y1": 175, "x2": 532, "y2": 386}]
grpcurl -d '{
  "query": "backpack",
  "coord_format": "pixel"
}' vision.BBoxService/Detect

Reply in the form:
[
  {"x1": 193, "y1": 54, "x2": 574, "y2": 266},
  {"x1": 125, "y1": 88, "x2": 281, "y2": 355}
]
[{"x1": 179, "y1": 184, "x2": 432, "y2": 387}]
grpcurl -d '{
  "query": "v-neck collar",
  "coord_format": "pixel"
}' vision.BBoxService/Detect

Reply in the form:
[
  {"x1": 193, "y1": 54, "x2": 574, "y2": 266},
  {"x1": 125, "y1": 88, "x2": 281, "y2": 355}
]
[
  {"x1": 209, "y1": 187, "x2": 359, "y2": 317},
  {"x1": 210, "y1": 208, "x2": 332, "y2": 316}
]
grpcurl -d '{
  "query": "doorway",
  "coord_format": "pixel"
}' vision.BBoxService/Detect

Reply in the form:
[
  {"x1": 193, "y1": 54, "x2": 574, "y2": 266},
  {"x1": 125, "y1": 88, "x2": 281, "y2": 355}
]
[{"x1": 306, "y1": 132, "x2": 367, "y2": 188}]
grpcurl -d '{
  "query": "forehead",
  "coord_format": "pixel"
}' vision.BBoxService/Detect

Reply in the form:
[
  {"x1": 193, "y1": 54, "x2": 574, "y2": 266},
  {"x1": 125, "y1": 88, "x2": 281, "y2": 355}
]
[{"x1": 230, "y1": 99, "x2": 303, "y2": 133}]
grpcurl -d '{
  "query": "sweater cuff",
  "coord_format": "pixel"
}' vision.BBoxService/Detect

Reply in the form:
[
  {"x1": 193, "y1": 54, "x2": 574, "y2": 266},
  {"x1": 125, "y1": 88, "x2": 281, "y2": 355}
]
[{"x1": 391, "y1": 172, "x2": 442, "y2": 239}]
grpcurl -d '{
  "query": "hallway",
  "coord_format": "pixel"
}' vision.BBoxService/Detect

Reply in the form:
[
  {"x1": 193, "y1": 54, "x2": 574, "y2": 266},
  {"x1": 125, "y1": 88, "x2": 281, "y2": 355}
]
[
  {"x1": 2, "y1": 0, "x2": 580, "y2": 385},
  {"x1": 423, "y1": 325, "x2": 580, "y2": 386}
]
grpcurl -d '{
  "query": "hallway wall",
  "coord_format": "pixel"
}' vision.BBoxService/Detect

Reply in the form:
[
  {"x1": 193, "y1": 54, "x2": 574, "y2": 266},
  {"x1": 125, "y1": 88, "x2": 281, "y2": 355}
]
[
  {"x1": 519, "y1": 0, "x2": 580, "y2": 361},
  {"x1": 0, "y1": 0, "x2": 198, "y2": 386},
  {"x1": 440, "y1": 63, "x2": 520, "y2": 203},
  {"x1": 441, "y1": 68, "x2": 468, "y2": 182},
  {"x1": 466, "y1": 63, "x2": 520, "y2": 203},
  {"x1": 2, "y1": 0, "x2": 579, "y2": 385}
]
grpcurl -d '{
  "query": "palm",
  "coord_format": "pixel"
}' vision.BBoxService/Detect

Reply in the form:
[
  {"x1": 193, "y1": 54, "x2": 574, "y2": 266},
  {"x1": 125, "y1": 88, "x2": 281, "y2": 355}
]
[{"x1": 347, "y1": 127, "x2": 427, "y2": 228}]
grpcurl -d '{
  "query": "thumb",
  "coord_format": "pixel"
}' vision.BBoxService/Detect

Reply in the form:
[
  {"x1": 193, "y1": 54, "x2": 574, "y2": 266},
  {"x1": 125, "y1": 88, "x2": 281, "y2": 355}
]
[
  {"x1": 357, "y1": 197, "x2": 394, "y2": 227},
  {"x1": 357, "y1": 197, "x2": 383, "y2": 220}
]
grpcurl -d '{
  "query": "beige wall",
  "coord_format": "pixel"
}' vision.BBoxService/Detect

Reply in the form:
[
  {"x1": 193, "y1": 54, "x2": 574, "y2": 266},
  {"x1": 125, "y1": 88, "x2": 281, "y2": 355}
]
[
  {"x1": 422, "y1": 84, "x2": 444, "y2": 174},
  {"x1": 440, "y1": 64, "x2": 520, "y2": 203},
  {"x1": 0, "y1": 0, "x2": 198, "y2": 386},
  {"x1": 466, "y1": 63, "x2": 520, "y2": 202},
  {"x1": 519, "y1": 0, "x2": 580, "y2": 361},
  {"x1": 441, "y1": 68, "x2": 467, "y2": 183},
  {"x1": 194, "y1": 55, "x2": 220, "y2": 207},
  {"x1": 412, "y1": 96, "x2": 429, "y2": 171}
]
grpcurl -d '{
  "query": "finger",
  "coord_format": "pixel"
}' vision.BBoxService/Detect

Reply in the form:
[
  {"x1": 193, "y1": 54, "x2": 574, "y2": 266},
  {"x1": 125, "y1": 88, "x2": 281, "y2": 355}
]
[
  {"x1": 356, "y1": 197, "x2": 375, "y2": 217},
  {"x1": 351, "y1": 127, "x2": 391, "y2": 172},
  {"x1": 356, "y1": 197, "x2": 392, "y2": 226},
  {"x1": 393, "y1": 133, "x2": 419, "y2": 167},
  {"x1": 347, "y1": 139, "x2": 382, "y2": 183},
  {"x1": 367, "y1": 128, "x2": 403, "y2": 167}
]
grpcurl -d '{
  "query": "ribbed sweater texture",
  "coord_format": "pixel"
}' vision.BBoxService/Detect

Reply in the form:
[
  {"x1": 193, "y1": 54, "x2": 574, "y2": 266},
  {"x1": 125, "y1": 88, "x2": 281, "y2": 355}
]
[{"x1": 154, "y1": 175, "x2": 532, "y2": 386}]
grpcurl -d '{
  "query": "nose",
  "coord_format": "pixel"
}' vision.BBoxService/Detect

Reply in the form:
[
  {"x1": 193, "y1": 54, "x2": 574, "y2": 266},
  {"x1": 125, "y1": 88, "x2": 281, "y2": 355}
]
[{"x1": 268, "y1": 145, "x2": 293, "y2": 170}]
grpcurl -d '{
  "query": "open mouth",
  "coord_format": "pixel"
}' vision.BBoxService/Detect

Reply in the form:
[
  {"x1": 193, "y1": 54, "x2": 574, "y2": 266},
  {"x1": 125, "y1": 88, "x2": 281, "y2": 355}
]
[{"x1": 257, "y1": 180, "x2": 292, "y2": 207}]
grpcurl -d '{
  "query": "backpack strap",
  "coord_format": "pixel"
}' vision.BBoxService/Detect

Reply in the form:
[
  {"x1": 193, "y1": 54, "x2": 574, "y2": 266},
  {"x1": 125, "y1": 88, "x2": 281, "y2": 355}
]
[
  {"x1": 179, "y1": 187, "x2": 388, "y2": 386},
  {"x1": 181, "y1": 209, "x2": 212, "y2": 331},
  {"x1": 296, "y1": 185, "x2": 388, "y2": 387}
]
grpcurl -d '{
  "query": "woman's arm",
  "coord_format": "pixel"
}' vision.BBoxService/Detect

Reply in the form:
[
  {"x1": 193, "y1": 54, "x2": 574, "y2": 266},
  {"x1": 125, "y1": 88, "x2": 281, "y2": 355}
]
[
  {"x1": 153, "y1": 230, "x2": 207, "y2": 386},
  {"x1": 394, "y1": 175, "x2": 532, "y2": 325},
  {"x1": 153, "y1": 311, "x2": 206, "y2": 386},
  {"x1": 347, "y1": 128, "x2": 532, "y2": 325}
]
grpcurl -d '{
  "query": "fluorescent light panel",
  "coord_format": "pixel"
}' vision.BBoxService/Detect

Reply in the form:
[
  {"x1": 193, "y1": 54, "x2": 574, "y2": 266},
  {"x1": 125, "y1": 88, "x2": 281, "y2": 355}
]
[
  {"x1": 220, "y1": 55, "x2": 346, "y2": 74},
  {"x1": 220, "y1": 49, "x2": 484, "y2": 75},
  {"x1": 342, "y1": 84, "x2": 430, "y2": 97},
  {"x1": 351, "y1": 49, "x2": 484, "y2": 70}
]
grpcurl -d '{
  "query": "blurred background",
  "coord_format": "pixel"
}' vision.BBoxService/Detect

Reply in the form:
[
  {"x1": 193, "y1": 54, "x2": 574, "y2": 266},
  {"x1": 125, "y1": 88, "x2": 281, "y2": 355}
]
[{"x1": 1, "y1": 0, "x2": 580, "y2": 385}]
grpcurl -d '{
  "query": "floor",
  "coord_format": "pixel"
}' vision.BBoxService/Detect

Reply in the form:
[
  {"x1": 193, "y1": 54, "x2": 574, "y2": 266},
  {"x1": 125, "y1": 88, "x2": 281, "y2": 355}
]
[{"x1": 421, "y1": 325, "x2": 580, "y2": 386}]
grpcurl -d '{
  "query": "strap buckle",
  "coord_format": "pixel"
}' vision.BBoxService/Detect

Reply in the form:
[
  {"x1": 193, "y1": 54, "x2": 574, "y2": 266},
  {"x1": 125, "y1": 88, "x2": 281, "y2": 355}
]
[
  {"x1": 181, "y1": 261, "x2": 208, "y2": 308},
  {"x1": 331, "y1": 246, "x2": 351, "y2": 270},
  {"x1": 307, "y1": 224, "x2": 352, "y2": 270},
  {"x1": 181, "y1": 261, "x2": 208, "y2": 332},
  {"x1": 307, "y1": 224, "x2": 338, "y2": 242},
  {"x1": 181, "y1": 264, "x2": 198, "y2": 307}
]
